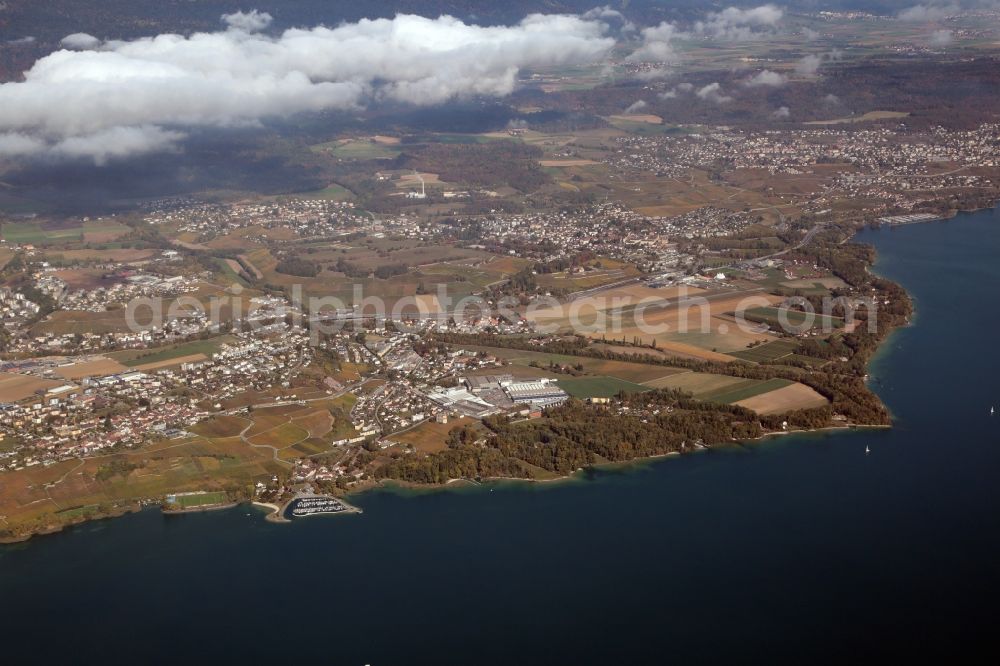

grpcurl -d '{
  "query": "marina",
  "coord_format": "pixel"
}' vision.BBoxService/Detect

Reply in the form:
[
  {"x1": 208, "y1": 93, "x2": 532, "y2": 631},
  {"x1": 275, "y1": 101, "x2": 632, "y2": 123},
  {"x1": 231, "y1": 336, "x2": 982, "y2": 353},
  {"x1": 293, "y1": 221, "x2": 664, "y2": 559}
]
[{"x1": 285, "y1": 495, "x2": 361, "y2": 519}]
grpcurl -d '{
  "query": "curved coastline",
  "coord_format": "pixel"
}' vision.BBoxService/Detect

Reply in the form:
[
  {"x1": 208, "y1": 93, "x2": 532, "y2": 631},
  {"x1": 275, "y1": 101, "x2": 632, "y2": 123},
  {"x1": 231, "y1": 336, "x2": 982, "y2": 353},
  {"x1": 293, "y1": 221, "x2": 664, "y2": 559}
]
[{"x1": 4, "y1": 205, "x2": 994, "y2": 543}]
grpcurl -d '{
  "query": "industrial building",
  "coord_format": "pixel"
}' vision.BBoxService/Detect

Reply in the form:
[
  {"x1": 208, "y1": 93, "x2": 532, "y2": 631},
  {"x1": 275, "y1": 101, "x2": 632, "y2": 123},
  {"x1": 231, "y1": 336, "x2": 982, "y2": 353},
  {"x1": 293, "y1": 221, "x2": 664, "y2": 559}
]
[{"x1": 503, "y1": 380, "x2": 568, "y2": 408}]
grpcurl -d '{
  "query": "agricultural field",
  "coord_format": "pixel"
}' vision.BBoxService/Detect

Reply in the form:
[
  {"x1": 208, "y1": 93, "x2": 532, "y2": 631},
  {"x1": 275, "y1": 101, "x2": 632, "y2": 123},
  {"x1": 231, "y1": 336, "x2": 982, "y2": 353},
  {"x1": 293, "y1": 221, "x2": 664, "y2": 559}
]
[
  {"x1": 390, "y1": 416, "x2": 478, "y2": 454},
  {"x1": 554, "y1": 376, "x2": 650, "y2": 399},
  {"x1": 527, "y1": 285, "x2": 781, "y2": 355},
  {"x1": 726, "y1": 339, "x2": 800, "y2": 363},
  {"x1": 294, "y1": 182, "x2": 354, "y2": 201},
  {"x1": 607, "y1": 293, "x2": 781, "y2": 355},
  {"x1": 779, "y1": 277, "x2": 849, "y2": 294},
  {"x1": 455, "y1": 344, "x2": 686, "y2": 384},
  {"x1": 52, "y1": 357, "x2": 129, "y2": 379},
  {"x1": 312, "y1": 138, "x2": 401, "y2": 160},
  {"x1": 643, "y1": 371, "x2": 749, "y2": 394},
  {"x1": 190, "y1": 415, "x2": 251, "y2": 439},
  {"x1": 803, "y1": 111, "x2": 909, "y2": 125},
  {"x1": 41, "y1": 248, "x2": 156, "y2": 262},
  {"x1": 0, "y1": 433, "x2": 283, "y2": 531},
  {"x1": 193, "y1": 399, "x2": 354, "y2": 462},
  {"x1": 539, "y1": 159, "x2": 599, "y2": 167},
  {"x1": 532, "y1": 258, "x2": 642, "y2": 292},
  {"x1": 51, "y1": 268, "x2": 123, "y2": 291},
  {"x1": 0, "y1": 372, "x2": 71, "y2": 402},
  {"x1": 642, "y1": 372, "x2": 827, "y2": 413},
  {"x1": 0, "y1": 248, "x2": 16, "y2": 270},
  {"x1": 0, "y1": 219, "x2": 130, "y2": 245},
  {"x1": 249, "y1": 422, "x2": 309, "y2": 450},
  {"x1": 734, "y1": 383, "x2": 829, "y2": 415},
  {"x1": 110, "y1": 336, "x2": 235, "y2": 368},
  {"x1": 31, "y1": 310, "x2": 132, "y2": 336},
  {"x1": 526, "y1": 284, "x2": 705, "y2": 323},
  {"x1": 31, "y1": 282, "x2": 254, "y2": 337},
  {"x1": 698, "y1": 378, "x2": 794, "y2": 404},
  {"x1": 244, "y1": 241, "x2": 510, "y2": 307},
  {"x1": 607, "y1": 114, "x2": 663, "y2": 125},
  {"x1": 741, "y1": 307, "x2": 845, "y2": 332}
]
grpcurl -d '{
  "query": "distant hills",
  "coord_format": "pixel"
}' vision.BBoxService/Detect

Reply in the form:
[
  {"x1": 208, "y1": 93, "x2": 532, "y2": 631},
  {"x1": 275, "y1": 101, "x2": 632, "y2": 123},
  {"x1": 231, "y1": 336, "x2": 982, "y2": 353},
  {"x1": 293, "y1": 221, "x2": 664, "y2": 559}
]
[{"x1": 0, "y1": 1, "x2": 935, "y2": 41}]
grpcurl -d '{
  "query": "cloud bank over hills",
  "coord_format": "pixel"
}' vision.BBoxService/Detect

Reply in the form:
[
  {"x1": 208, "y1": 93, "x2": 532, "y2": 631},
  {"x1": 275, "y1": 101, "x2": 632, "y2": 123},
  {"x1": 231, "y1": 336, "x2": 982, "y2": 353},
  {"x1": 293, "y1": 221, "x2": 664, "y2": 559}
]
[{"x1": 0, "y1": 11, "x2": 615, "y2": 162}]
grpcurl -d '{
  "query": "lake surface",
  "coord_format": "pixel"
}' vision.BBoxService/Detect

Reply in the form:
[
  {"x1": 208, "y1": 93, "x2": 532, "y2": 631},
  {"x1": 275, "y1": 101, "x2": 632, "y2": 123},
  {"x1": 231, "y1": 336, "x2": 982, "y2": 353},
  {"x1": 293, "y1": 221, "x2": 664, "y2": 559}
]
[{"x1": 3, "y1": 208, "x2": 1000, "y2": 664}]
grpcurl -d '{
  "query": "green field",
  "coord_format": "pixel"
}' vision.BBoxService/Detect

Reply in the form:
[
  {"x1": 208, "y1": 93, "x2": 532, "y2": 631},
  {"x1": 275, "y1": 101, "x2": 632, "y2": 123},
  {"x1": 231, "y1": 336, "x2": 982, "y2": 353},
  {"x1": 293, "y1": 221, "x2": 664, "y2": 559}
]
[
  {"x1": 784, "y1": 354, "x2": 830, "y2": 368},
  {"x1": 112, "y1": 337, "x2": 235, "y2": 367},
  {"x1": 54, "y1": 504, "x2": 101, "y2": 518},
  {"x1": 430, "y1": 133, "x2": 500, "y2": 144},
  {"x1": 301, "y1": 183, "x2": 354, "y2": 200},
  {"x1": 726, "y1": 339, "x2": 800, "y2": 363},
  {"x1": 172, "y1": 491, "x2": 229, "y2": 508},
  {"x1": 1, "y1": 222, "x2": 83, "y2": 244},
  {"x1": 742, "y1": 307, "x2": 845, "y2": 332},
  {"x1": 698, "y1": 378, "x2": 793, "y2": 404},
  {"x1": 555, "y1": 376, "x2": 650, "y2": 399},
  {"x1": 215, "y1": 257, "x2": 250, "y2": 287},
  {"x1": 0, "y1": 220, "x2": 130, "y2": 244},
  {"x1": 315, "y1": 140, "x2": 400, "y2": 159}
]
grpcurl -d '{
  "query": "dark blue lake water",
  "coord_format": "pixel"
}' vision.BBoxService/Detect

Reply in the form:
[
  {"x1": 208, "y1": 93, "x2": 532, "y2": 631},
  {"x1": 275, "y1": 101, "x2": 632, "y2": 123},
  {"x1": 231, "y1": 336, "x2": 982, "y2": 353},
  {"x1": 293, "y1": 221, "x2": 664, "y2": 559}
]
[{"x1": 3, "y1": 208, "x2": 1000, "y2": 664}]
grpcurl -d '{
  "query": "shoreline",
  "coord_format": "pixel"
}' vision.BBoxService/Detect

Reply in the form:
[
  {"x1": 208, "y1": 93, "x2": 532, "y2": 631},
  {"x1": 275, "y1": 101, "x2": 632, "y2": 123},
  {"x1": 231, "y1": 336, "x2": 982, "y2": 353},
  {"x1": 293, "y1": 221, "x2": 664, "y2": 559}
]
[
  {"x1": 162, "y1": 502, "x2": 239, "y2": 516},
  {"x1": 363, "y1": 422, "x2": 893, "y2": 498},
  {"x1": 6, "y1": 203, "x2": 989, "y2": 544},
  {"x1": 252, "y1": 501, "x2": 292, "y2": 523}
]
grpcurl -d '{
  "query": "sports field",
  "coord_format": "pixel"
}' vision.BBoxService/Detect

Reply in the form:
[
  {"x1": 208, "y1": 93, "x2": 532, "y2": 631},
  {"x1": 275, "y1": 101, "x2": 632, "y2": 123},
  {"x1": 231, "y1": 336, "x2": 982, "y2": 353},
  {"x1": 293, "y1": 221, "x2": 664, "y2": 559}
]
[{"x1": 171, "y1": 491, "x2": 229, "y2": 508}]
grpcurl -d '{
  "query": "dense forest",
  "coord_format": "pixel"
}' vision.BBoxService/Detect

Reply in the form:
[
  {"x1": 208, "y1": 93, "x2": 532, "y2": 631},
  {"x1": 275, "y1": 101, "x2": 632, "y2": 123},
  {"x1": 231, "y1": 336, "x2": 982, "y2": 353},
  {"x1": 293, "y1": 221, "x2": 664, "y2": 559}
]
[
  {"x1": 396, "y1": 140, "x2": 550, "y2": 193},
  {"x1": 275, "y1": 255, "x2": 320, "y2": 278},
  {"x1": 377, "y1": 389, "x2": 836, "y2": 485}
]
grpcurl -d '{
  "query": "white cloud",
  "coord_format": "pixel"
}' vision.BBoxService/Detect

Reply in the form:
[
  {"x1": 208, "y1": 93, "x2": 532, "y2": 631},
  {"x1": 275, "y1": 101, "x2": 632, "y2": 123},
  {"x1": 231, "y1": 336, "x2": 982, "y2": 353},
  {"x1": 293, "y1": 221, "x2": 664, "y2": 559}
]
[
  {"x1": 0, "y1": 13, "x2": 615, "y2": 163},
  {"x1": 0, "y1": 133, "x2": 46, "y2": 156},
  {"x1": 221, "y1": 10, "x2": 273, "y2": 33},
  {"x1": 53, "y1": 126, "x2": 185, "y2": 165},
  {"x1": 898, "y1": 4, "x2": 960, "y2": 21},
  {"x1": 628, "y1": 5, "x2": 783, "y2": 63},
  {"x1": 8, "y1": 36, "x2": 36, "y2": 46},
  {"x1": 772, "y1": 106, "x2": 790, "y2": 118},
  {"x1": 930, "y1": 29, "x2": 954, "y2": 45},
  {"x1": 658, "y1": 81, "x2": 693, "y2": 100},
  {"x1": 696, "y1": 82, "x2": 732, "y2": 104},
  {"x1": 795, "y1": 54, "x2": 823, "y2": 77},
  {"x1": 695, "y1": 4, "x2": 784, "y2": 41},
  {"x1": 582, "y1": 5, "x2": 635, "y2": 34},
  {"x1": 745, "y1": 69, "x2": 787, "y2": 87},
  {"x1": 794, "y1": 50, "x2": 844, "y2": 78},
  {"x1": 0, "y1": 126, "x2": 182, "y2": 163},
  {"x1": 624, "y1": 100, "x2": 647, "y2": 114},
  {"x1": 60, "y1": 33, "x2": 101, "y2": 50},
  {"x1": 627, "y1": 21, "x2": 681, "y2": 62},
  {"x1": 634, "y1": 67, "x2": 672, "y2": 81}
]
